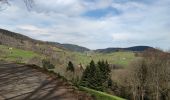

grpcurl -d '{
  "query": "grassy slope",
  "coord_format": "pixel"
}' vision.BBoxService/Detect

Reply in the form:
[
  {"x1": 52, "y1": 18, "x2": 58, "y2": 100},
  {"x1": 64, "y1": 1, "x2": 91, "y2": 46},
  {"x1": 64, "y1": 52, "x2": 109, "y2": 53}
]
[
  {"x1": 71, "y1": 51, "x2": 136, "y2": 67},
  {"x1": 0, "y1": 44, "x2": 136, "y2": 67},
  {"x1": 79, "y1": 86, "x2": 126, "y2": 100},
  {"x1": 0, "y1": 45, "x2": 39, "y2": 62}
]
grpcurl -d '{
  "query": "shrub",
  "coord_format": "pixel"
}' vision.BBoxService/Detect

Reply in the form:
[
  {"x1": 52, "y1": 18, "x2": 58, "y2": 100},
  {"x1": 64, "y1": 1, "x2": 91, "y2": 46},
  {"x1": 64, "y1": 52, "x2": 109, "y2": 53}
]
[
  {"x1": 66, "y1": 61, "x2": 75, "y2": 72},
  {"x1": 42, "y1": 59, "x2": 55, "y2": 70}
]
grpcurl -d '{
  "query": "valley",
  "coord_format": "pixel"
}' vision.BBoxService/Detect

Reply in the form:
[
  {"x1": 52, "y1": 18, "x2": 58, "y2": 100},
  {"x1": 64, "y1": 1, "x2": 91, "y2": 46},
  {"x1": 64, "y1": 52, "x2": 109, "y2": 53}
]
[
  {"x1": 0, "y1": 0, "x2": 169, "y2": 99},
  {"x1": 0, "y1": 29, "x2": 169, "y2": 100}
]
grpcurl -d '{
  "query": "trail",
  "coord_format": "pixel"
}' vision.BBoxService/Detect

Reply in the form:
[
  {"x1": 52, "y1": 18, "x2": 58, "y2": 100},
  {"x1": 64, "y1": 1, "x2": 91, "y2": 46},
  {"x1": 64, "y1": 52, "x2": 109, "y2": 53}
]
[{"x1": 0, "y1": 63, "x2": 92, "y2": 100}]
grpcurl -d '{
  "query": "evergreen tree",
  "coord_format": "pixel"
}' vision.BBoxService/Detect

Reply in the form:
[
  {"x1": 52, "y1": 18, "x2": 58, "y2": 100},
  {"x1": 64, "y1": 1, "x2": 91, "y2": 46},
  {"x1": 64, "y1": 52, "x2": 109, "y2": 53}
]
[
  {"x1": 104, "y1": 60, "x2": 110, "y2": 79},
  {"x1": 108, "y1": 77, "x2": 113, "y2": 87},
  {"x1": 81, "y1": 60, "x2": 111, "y2": 91},
  {"x1": 97, "y1": 60, "x2": 110, "y2": 83},
  {"x1": 81, "y1": 60, "x2": 103, "y2": 91},
  {"x1": 66, "y1": 61, "x2": 74, "y2": 72}
]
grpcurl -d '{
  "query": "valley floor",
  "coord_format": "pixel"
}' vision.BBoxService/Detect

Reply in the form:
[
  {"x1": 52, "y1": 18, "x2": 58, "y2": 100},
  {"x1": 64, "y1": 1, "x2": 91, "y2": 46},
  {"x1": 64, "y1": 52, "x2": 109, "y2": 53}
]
[{"x1": 0, "y1": 63, "x2": 92, "y2": 100}]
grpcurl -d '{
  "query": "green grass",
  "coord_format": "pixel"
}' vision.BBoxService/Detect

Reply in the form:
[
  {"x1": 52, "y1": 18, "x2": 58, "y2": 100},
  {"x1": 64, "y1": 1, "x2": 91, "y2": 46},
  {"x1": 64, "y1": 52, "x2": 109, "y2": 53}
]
[
  {"x1": 0, "y1": 44, "x2": 137, "y2": 68},
  {"x1": 0, "y1": 45, "x2": 39, "y2": 62},
  {"x1": 33, "y1": 44, "x2": 136, "y2": 68},
  {"x1": 70, "y1": 51, "x2": 136, "y2": 67},
  {"x1": 79, "y1": 86, "x2": 126, "y2": 100}
]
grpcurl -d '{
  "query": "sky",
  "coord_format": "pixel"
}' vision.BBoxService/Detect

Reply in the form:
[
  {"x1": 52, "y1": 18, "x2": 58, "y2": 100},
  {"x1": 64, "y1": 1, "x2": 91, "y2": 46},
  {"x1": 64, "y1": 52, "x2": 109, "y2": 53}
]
[{"x1": 0, "y1": 0, "x2": 170, "y2": 50}]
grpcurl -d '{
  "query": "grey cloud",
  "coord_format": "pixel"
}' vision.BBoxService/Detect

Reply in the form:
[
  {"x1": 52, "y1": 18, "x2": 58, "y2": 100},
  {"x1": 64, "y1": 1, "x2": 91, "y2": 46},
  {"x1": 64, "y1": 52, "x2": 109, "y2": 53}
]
[{"x1": 0, "y1": 0, "x2": 170, "y2": 50}]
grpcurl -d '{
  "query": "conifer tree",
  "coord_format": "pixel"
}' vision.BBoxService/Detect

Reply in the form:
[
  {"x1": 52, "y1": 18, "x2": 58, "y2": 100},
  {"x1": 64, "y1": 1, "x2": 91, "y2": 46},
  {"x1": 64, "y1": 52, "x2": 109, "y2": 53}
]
[
  {"x1": 97, "y1": 60, "x2": 110, "y2": 83},
  {"x1": 81, "y1": 60, "x2": 103, "y2": 91},
  {"x1": 67, "y1": 61, "x2": 74, "y2": 72}
]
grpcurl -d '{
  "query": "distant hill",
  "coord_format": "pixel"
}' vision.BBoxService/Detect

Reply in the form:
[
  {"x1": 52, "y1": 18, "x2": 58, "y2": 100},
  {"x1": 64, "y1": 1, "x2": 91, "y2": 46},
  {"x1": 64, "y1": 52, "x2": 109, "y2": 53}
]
[
  {"x1": 0, "y1": 28, "x2": 37, "y2": 44},
  {"x1": 0, "y1": 28, "x2": 153, "y2": 54},
  {"x1": 95, "y1": 46, "x2": 154, "y2": 53},
  {"x1": 46, "y1": 42, "x2": 90, "y2": 52},
  {"x1": 59, "y1": 43, "x2": 90, "y2": 52},
  {"x1": 0, "y1": 28, "x2": 146, "y2": 68},
  {"x1": 0, "y1": 28, "x2": 90, "y2": 53},
  {"x1": 0, "y1": 28, "x2": 67, "y2": 56}
]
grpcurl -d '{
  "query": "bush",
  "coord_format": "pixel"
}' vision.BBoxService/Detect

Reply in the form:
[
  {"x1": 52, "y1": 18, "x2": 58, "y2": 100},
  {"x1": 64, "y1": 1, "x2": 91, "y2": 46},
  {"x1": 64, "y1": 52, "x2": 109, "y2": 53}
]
[
  {"x1": 66, "y1": 61, "x2": 74, "y2": 72},
  {"x1": 42, "y1": 59, "x2": 55, "y2": 70},
  {"x1": 15, "y1": 57, "x2": 23, "y2": 64}
]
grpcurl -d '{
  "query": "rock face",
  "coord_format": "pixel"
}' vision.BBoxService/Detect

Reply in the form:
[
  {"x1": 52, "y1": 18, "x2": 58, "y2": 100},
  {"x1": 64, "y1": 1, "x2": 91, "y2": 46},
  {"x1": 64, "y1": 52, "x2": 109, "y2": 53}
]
[{"x1": 0, "y1": 63, "x2": 93, "y2": 100}]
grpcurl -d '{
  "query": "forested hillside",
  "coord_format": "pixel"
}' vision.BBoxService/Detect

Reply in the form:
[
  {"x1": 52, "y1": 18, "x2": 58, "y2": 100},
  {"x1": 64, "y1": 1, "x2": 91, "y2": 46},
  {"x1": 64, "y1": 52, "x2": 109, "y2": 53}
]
[{"x1": 95, "y1": 46, "x2": 154, "y2": 53}]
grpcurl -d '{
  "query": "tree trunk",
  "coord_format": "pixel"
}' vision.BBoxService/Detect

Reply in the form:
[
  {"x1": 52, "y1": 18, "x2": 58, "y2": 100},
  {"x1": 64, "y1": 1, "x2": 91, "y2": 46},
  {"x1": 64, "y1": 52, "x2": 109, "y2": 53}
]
[
  {"x1": 156, "y1": 85, "x2": 159, "y2": 100},
  {"x1": 133, "y1": 91, "x2": 136, "y2": 100}
]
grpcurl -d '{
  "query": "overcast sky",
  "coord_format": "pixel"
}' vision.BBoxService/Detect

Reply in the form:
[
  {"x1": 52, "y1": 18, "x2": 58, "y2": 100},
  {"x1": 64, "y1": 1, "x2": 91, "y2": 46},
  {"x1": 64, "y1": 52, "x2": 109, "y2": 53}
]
[{"x1": 0, "y1": 0, "x2": 170, "y2": 50}]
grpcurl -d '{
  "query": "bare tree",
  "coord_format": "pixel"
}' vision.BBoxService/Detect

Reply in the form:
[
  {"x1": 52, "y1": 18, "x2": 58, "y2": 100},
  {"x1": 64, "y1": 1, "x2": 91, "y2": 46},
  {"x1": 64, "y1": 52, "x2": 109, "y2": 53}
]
[
  {"x1": 23, "y1": 0, "x2": 34, "y2": 10},
  {"x1": 0, "y1": 0, "x2": 9, "y2": 11},
  {"x1": 128, "y1": 49, "x2": 170, "y2": 100},
  {"x1": 129, "y1": 59, "x2": 149, "y2": 100},
  {"x1": 0, "y1": 0, "x2": 34, "y2": 10},
  {"x1": 145, "y1": 50, "x2": 170, "y2": 100}
]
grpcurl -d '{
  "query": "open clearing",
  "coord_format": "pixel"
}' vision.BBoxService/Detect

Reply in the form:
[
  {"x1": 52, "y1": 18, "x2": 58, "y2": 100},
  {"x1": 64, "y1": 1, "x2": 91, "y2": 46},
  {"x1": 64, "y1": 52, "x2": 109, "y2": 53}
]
[
  {"x1": 0, "y1": 63, "x2": 92, "y2": 100},
  {"x1": 0, "y1": 45, "x2": 39, "y2": 62}
]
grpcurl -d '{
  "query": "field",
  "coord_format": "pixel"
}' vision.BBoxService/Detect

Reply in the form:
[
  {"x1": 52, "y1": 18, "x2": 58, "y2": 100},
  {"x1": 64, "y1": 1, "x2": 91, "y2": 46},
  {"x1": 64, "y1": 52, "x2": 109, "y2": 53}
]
[
  {"x1": 0, "y1": 45, "x2": 137, "y2": 67},
  {"x1": 79, "y1": 86, "x2": 126, "y2": 100},
  {"x1": 71, "y1": 51, "x2": 136, "y2": 67},
  {"x1": 0, "y1": 45, "x2": 39, "y2": 63}
]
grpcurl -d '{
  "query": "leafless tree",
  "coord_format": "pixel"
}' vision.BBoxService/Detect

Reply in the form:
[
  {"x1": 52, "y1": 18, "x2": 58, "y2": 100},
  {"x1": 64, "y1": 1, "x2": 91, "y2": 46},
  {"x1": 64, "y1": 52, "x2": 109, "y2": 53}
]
[
  {"x1": 126, "y1": 49, "x2": 170, "y2": 100},
  {"x1": 129, "y1": 59, "x2": 149, "y2": 100},
  {"x1": 0, "y1": 0, "x2": 34, "y2": 10},
  {"x1": 23, "y1": 0, "x2": 34, "y2": 10},
  {"x1": 145, "y1": 50, "x2": 170, "y2": 100}
]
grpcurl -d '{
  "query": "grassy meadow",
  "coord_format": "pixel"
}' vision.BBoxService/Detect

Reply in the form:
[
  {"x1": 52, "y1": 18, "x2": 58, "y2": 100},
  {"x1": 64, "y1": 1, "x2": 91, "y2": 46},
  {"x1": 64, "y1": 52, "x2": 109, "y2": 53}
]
[
  {"x1": 0, "y1": 44, "x2": 137, "y2": 67},
  {"x1": 79, "y1": 86, "x2": 126, "y2": 100},
  {"x1": 0, "y1": 45, "x2": 40, "y2": 63},
  {"x1": 70, "y1": 51, "x2": 136, "y2": 67}
]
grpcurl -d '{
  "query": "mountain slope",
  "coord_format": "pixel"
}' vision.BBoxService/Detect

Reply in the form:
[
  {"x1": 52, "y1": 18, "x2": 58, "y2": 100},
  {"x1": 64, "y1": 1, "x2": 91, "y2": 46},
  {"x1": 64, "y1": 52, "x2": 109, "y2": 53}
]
[
  {"x1": 47, "y1": 42, "x2": 90, "y2": 52},
  {"x1": 0, "y1": 28, "x2": 67, "y2": 55},
  {"x1": 0, "y1": 28, "x2": 90, "y2": 53},
  {"x1": 95, "y1": 46, "x2": 154, "y2": 53},
  {"x1": 60, "y1": 43, "x2": 90, "y2": 52}
]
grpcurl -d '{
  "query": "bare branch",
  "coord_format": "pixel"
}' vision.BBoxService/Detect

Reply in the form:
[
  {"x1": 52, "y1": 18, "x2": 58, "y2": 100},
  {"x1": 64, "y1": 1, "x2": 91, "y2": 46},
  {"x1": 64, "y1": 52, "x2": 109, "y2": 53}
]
[
  {"x1": 0, "y1": 0, "x2": 9, "y2": 11},
  {"x1": 0, "y1": 0, "x2": 34, "y2": 11},
  {"x1": 24, "y1": 0, "x2": 34, "y2": 11}
]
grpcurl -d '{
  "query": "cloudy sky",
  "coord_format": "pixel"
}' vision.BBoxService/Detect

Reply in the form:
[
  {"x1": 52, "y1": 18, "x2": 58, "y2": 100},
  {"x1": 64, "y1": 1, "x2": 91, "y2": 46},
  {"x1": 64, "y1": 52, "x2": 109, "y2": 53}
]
[{"x1": 0, "y1": 0, "x2": 170, "y2": 50}]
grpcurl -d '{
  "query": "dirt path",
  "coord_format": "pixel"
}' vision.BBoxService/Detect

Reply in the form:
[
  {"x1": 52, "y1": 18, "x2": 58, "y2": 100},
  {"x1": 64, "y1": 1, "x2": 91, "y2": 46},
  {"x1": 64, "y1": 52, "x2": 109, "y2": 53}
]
[{"x1": 0, "y1": 63, "x2": 92, "y2": 100}]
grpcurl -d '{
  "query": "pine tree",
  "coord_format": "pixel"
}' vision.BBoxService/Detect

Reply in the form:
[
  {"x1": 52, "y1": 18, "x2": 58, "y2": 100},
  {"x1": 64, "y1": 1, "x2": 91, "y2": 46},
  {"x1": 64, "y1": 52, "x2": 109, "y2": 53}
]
[
  {"x1": 81, "y1": 60, "x2": 103, "y2": 91},
  {"x1": 108, "y1": 77, "x2": 113, "y2": 87},
  {"x1": 67, "y1": 61, "x2": 74, "y2": 72},
  {"x1": 97, "y1": 60, "x2": 110, "y2": 83},
  {"x1": 81, "y1": 60, "x2": 111, "y2": 91},
  {"x1": 104, "y1": 60, "x2": 110, "y2": 79}
]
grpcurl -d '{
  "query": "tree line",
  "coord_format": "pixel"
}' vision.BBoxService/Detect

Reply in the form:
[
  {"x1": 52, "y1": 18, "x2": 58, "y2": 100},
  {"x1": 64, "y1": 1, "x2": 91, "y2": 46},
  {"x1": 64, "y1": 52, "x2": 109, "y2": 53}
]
[{"x1": 110, "y1": 49, "x2": 170, "y2": 100}]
